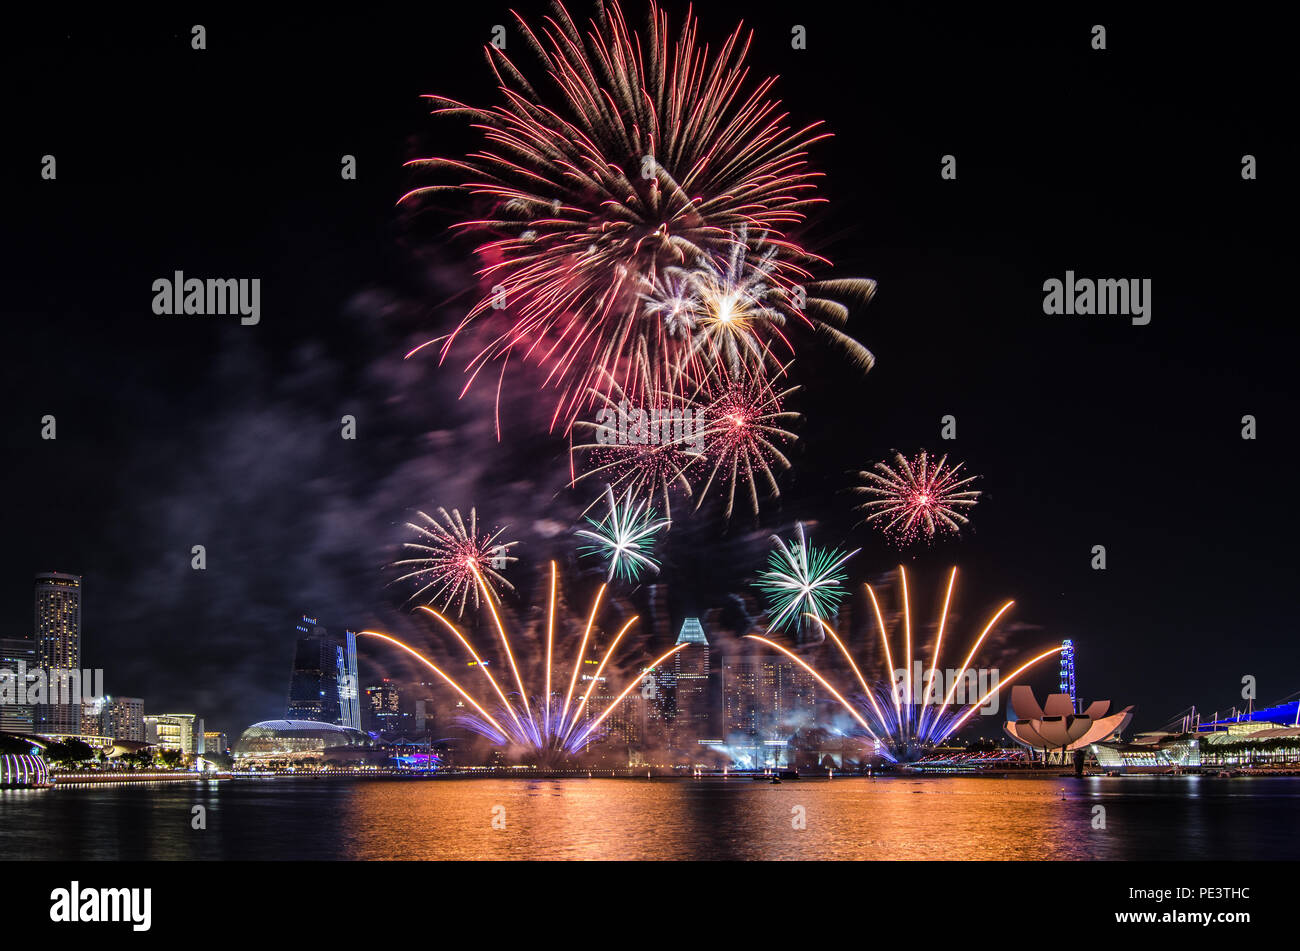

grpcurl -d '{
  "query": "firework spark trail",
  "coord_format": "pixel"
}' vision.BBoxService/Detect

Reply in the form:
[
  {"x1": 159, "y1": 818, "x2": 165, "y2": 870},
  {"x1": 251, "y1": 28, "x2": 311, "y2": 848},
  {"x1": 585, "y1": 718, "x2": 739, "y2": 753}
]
[
  {"x1": 743, "y1": 633, "x2": 882, "y2": 744},
  {"x1": 390, "y1": 507, "x2": 518, "y2": 615},
  {"x1": 915, "y1": 567, "x2": 956, "y2": 739},
  {"x1": 569, "y1": 369, "x2": 703, "y2": 516},
  {"x1": 355, "y1": 630, "x2": 511, "y2": 738},
  {"x1": 401, "y1": 0, "x2": 877, "y2": 432},
  {"x1": 749, "y1": 567, "x2": 1062, "y2": 762},
  {"x1": 416, "y1": 605, "x2": 527, "y2": 736},
  {"x1": 689, "y1": 353, "x2": 800, "y2": 519},
  {"x1": 560, "y1": 616, "x2": 638, "y2": 745},
  {"x1": 755, "y1": 522, "x2": 859, "y2": 633},
  {"x1": 364, "y1": 562, "x2": 689, "y2": 758},
  {"x1": 575, "y1": 484, "x2": 671, "y2": 582},
  {"x1": 569, "y1": 643, "x2": 689, "y2": 747},
  {"x1": 852, "y1": 450, "x2": 981, "y2": 544}
]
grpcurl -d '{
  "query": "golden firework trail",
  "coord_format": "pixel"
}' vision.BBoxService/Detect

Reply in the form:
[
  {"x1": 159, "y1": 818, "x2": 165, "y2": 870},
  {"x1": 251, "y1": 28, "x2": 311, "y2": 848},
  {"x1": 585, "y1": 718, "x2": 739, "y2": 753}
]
[
  {"x1": 361, "y1": 561, "x2": 689, "y2": 756},
  {"x1": 746, "y1": 566, "x2": 1062, "y2": 762}
]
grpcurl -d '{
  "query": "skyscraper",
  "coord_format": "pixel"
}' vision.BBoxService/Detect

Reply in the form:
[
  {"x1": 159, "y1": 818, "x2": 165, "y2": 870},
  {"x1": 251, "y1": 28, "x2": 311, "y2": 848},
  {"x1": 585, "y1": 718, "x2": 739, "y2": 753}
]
[
  {"x1": 671, "y1": 618, "x2": 711, "y2": 750},
  {"x1": 723, "y1": 651, "x2": 818, "y2": 766},
  {"x1": 285, "y1": 616, "x2": 359, "y2": 728},
  {"x1": 34, "y1": 572, "x2": 82, "y2": 735},
  {"x1": 0, "y1": 637, "x2": 37, "y2": 734},
  {"x1": 104, "y1": 696, "x2": 145, "y2": 742},
  {"x1": 363, "y1": 679, "x2": 402, "y2": 734},
  {"x1": 341, "y1": 630, "x2": 362, "y2": 731}
]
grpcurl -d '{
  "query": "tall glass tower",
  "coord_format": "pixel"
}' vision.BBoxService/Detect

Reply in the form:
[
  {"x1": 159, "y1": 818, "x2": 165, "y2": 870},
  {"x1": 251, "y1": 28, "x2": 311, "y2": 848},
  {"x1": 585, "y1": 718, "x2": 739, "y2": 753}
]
[
  {"x1": 286, "y1": 617, "x2": 361, "y2": 728},
  {"x1": 34, "y1": 572, "x2": 82, "y2": 735},
  {"x1": 340, "y1": 630, "x2": 362, "y2": 730},
  {"x1": 34, "y1": 572, "x2": 80, "y2": 669},
  {"x1": 671, "y1": 618, "x2": 711, "y2": 750}
]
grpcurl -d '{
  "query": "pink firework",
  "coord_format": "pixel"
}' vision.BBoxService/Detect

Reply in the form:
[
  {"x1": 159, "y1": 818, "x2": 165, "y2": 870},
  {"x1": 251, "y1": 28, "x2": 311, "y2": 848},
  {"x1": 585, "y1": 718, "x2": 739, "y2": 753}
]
[
  {"x1": 853, "y1": 451, "x2": 981, "y2": 544},
  {"x1": 391, "y1": 508, "x2": 519, "y2": 615},
  {"x1": 569, "y1": 373, "x2": 702, "y2": 517},
  {"x1": 693, "y1": 359, "x2": 800, "y2": 519},
  {"x1": 401, "y1": 0, "x2": 876, "y2": 433}
]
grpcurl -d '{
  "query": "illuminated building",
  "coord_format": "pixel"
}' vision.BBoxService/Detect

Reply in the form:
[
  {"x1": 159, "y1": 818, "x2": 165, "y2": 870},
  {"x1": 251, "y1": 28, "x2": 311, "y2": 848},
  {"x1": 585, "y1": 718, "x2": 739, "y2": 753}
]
[
  {"x1": 364, "y1": 679, "x2": 403, "y2": 734},
  {"x1": 104, "y1": 696, "x2": 145, "y2": 743},
  {"x1": 1003, "y1": 686, "x2": 1132, "y2": 763},
  {"x1": 1091, "y1": 735, "x2": 1201, "y2": 771},
  {"x1": 341, "y1": 630, "x2": 362, "y2": 730},
  {"x1": 722, "y1": 651, "x2": 816, "y2": 768},
  {"x1": 1059, "y1": 639, "x2": 1077, "y2": 711},
  {"x1": 233, "y1": 719, "x2": 375, "y2": 767},
  {"x1": 34, "y1": 572, "x2": 82, "y2": 735},
  {"x1": 600, "y1": 690, "x2": 645, "y2": 751},
  {"x1": 0, "y1": 637, "x2": 37, "y2": 734},
  {"x1": 203, "y1": 731, "x2": 228, "y2": 753},
  {"x1": 80, "y1": 695, "x2": 105, "y2": 736},
  {"x1": 670, "y1": 618, "x2": 711, "y2": 750},
  {"x1": 1094, "y1": 701, "x2": 1300, "y2": 771},
  {"x1": 286, "y1": 617, "x2": 360, "y2": 729},
  {"x1": 144, "y1": 713, "x2": 204, "y2": 754}
]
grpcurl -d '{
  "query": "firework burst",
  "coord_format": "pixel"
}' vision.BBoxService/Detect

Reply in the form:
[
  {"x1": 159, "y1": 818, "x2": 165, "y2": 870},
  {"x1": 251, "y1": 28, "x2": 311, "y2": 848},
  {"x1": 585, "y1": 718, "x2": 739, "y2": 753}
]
[
  {"x1": 852, "y1": 451, "x2": 981, "y2": 544},
  {"x1": 390, "y1": 507, "x2": 518, "y2": 615},
  {"x1": 575, "y1": 485, "x2": 670, "y2": 582},
  {"x1": 402, "y1": 0, "x2": 877, "y2": 432},
  {"x1": 677, "y1": 229, "x2": 792, "y2": 375},
  {"x1": 746, "y1": 566, "x2": 1062, "y2": 762},
  {"x1": 755, "y1": 522, "x2": 859, "y2": 633},
  {"x1": 569, "y1": 371, "x2": 703, "y2": 516},
  {"x1": 361, "y1": 562, "x2": 689, "y2": 762},
  {"x1": 692, "y1": 357, "x2": 800, "y2": 519}
]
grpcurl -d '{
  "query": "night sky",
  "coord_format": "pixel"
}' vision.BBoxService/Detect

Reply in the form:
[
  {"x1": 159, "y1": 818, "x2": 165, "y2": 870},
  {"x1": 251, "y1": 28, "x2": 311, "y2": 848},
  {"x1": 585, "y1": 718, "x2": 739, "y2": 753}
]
[{"x1": 4, "y1": 6, "x2": 1294, "y2": 739}]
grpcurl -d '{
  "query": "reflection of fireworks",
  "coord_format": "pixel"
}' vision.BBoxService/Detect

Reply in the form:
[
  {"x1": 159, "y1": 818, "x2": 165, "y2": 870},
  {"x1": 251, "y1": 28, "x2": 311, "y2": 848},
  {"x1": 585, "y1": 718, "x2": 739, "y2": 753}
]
[
  {"x1": 362, "y1": 563, "x2": 689, "y2": 761},
  {"x1": 402, "y1": 0, "x2": 876, "y2": 431},
  {"x1": 755, "y1": 523, "x2": 858, "y2": 633},
  {"x1": 693, "y1": 358, "x2": 800, "y2": 519},
  {"x1": 747, "y1": 566, "x2": 1063, "y2": 763},
  {"x1": 576, "y1": 485, "x2": 670, "y2": 583},
  {"x1": 390, "y1": 508, "x2": 517, "y2": 615},
  {"x1": 852, "y1": 451, "x2": 981, "y2": 544}
]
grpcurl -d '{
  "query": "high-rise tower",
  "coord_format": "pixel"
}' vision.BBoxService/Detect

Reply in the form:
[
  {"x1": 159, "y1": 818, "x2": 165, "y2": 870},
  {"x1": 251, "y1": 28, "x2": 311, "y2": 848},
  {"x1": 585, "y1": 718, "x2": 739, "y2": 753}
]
[
  {"x1": 671, "y1": 618, "x2": 711, "y2": 751},
  {"x1": 286, "y1": 616, "x2": 356, "y2": 726},
  {"x1": 34, "y1": 572, "x2": 82, "y2": 735},
  {"x1": 35, "y1": 572, "x2": 81, "y2": 669}
]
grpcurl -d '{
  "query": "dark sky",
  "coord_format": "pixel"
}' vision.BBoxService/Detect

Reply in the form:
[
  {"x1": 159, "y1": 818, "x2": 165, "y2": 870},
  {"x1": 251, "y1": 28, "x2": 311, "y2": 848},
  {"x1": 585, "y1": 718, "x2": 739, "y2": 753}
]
[{"x1": 3, "y1": 5, "x2": 1294, "y2": 738}]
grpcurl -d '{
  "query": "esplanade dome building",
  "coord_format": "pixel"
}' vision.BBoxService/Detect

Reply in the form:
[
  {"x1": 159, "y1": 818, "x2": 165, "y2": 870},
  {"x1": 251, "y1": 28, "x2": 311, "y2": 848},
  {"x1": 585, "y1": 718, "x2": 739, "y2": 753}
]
[{"x1": 233, "y1": 719, "x2": 375, "y2": 766}]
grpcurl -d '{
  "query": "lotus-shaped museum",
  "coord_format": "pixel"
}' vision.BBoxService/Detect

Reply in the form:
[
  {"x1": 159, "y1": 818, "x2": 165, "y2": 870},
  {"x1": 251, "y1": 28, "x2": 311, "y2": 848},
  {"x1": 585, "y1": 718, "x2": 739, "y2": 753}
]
[{"x1": 1003, "y1": 686, "x2": 1132, "y2": 754}]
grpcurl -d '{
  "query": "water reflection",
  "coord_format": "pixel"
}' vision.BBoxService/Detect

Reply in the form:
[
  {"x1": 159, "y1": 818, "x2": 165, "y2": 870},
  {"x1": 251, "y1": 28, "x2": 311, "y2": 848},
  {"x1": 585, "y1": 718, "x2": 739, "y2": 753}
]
[{"x1": 2, "y1": 776, "x2": 1297, "y2": 860}]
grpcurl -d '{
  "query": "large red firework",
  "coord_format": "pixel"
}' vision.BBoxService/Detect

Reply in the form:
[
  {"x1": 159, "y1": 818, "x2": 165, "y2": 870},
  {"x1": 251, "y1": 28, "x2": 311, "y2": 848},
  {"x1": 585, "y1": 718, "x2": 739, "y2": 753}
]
[
  {"x1": 692, "y1": 358, "x2": 800, "y2": 519},
  {"x1": 852, "y1": 451, "x2": 982, "y2": 545},
  {"x1": 403, "y1": 0, "x2": 875, "y2": 433},
  {"x1": 390, "y1": 508, "x2": 519, "y2": 615}
]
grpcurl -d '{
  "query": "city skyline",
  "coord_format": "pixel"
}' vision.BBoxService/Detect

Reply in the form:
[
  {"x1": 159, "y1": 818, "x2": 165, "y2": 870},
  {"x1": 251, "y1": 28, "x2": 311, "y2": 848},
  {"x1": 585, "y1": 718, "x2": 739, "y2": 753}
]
[
  {"x1": 0, "y1": 2, "x2": 1293, "y2": 895},
  {"x1": 6, "y1": 4, "x2": 1292, "y2": 740}
]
